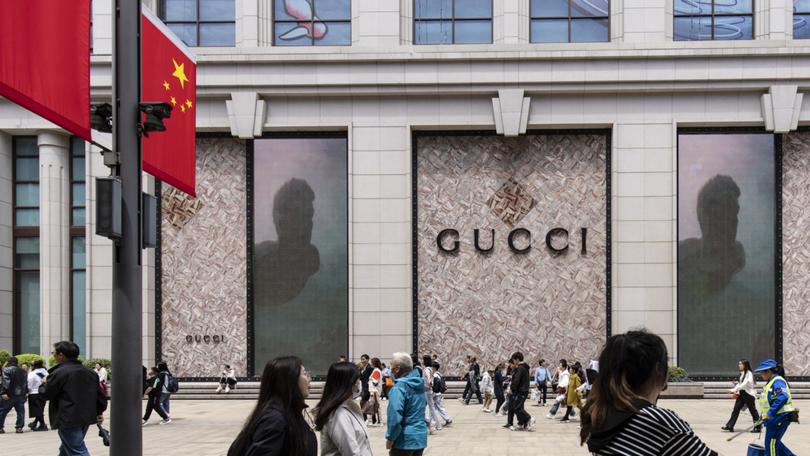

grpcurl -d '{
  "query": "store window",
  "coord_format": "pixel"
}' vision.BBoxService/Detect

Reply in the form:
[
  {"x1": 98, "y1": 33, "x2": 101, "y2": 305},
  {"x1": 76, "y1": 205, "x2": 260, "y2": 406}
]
[
  {"x1": 677, "y1": 132, "x2": 776, "y2": 377},
  {"x1": 70, "y1": 138, "x2": 86, "y2": 348},
  {"x1": 273, "y1": 0, "x2": 351, "y2": 46},
  {"x1": 530, "y1": 0, "x2": 609, "y2": 43},
  {"x1": 674, "y1": 0, "x2": 753, "y2": 41},
  {"x1": 414, "y1": 0, "x2": 493, "y2": 44},
  {"x1": 13, "y1": 137, "x2": 40, "y2": 355},
  {"x1": 159, "y1": 0, "x2": 235, "y2": 47},
  {"x1": 252, "y1": 136, "x2": 348, "y2": 375},
  {"x1": 795, "y1": 0, "x2": 810, "y2": 38}
]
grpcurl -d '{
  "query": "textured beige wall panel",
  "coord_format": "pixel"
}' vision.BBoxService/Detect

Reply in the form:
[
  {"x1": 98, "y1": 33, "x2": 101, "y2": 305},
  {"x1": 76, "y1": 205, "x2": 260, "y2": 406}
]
[{"x1": 416, "y1": 134, "x2": 608, "y2": 374}]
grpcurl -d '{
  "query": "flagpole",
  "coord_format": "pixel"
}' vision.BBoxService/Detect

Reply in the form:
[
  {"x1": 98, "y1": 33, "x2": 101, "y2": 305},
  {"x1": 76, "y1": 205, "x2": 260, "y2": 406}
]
[{"x1": 111, "y1": 0, "x2": 143, "y2": 453}]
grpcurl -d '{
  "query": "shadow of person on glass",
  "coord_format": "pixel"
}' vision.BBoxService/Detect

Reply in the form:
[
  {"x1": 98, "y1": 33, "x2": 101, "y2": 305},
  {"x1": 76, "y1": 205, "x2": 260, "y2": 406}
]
[
  {"x1": 679, "y1": 174, "x2": 746, "y2": 298},
  {"x1": 254, "y1": 178, "x2": 320, "y2": 307}
]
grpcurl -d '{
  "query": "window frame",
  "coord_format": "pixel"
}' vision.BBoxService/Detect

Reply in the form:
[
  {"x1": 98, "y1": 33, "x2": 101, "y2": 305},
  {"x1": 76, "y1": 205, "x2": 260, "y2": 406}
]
[
  {"x1": 158, "y1": 0, "x2": 236, "y2": 47},
  {"x1": 794, "y1": 1, "x2": 810, "y2": 39},
  {"x1": 12, "y1": 136, "x2": 40, "y2": 355},
  {"x1": 412, "y1": 0, "x2": 494, "y2": 45},
  {"x1": 529, "y1": 0, "x2": 611, "y2": 43},
  {"x1": 271, "y1": 0, "x2": 353, "y2": 46},
  {"x1": 69, "y1": 138, "x2": 86, "y2": 344},
  {"x1": 673, "y1": 0, "x2": 755, "y2": 41}
]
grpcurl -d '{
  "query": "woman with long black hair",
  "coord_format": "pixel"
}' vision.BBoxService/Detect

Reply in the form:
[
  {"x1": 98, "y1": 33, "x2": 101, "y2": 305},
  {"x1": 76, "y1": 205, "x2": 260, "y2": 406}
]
[
  {"x1": 722, "y1": 359, "x2": 760, "y2": 433},
  {"x1": 315, "y1": 362, "x2": 373, "y2": 456},
  {"x1": 580, "y1": 330, "x2": 718, "y2": 456},
  {"x1": 228, "y1": 356, "x2": 316, "y2": 456}
]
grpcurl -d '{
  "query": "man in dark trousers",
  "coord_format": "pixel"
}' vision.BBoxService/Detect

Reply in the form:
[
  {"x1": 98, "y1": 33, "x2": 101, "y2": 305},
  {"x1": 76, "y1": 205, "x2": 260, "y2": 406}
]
[
  {"x1": 0, "y1": 356, "x2": 28, "y2": 433},
  {"x1": 359, "y1": 354, "x2": 373, "y2": 421},
  {"x1": 41, "y1": 341, "x2": 107, "y2": 456},
  {"x1": 505, "y1": 351, "x2": 534, "y2": 431},
  {"x1": 464, "y1": 357, "x2": 483, "y2": 405}
]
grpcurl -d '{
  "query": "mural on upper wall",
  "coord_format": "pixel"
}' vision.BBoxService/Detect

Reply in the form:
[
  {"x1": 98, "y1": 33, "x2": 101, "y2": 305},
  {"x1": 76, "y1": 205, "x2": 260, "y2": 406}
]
[
  {"x1": 416, "y1": 134, "x2": 608, "y2": 375},
  {"x1": 161, "y1": 138, "x2": 247, "y2": 378},
  {"x1": 782, "y1": 131, "x2": 810, "y2": 377},
  {"x1": 252, "y1": 137, "x2": 348, "y2": 376},
  {"x1": 678, "y1": 133, "x2": 776, "y2": 377}
]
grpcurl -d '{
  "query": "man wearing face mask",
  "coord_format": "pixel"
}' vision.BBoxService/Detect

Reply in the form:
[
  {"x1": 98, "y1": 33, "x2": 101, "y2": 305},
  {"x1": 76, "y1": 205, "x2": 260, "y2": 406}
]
[{"x1": 385, "y1": 352, "x2": 428, "y2": 456}]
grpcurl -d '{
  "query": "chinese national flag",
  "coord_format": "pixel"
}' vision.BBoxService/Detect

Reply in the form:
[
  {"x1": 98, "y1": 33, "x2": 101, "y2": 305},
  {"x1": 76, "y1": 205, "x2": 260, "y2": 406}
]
[
  {"x1": 0, "y1": 1, "x2": 91, "y2": 140},
  {"x1": 142, "y1": 8, "x2": 196, "y2": 197}
]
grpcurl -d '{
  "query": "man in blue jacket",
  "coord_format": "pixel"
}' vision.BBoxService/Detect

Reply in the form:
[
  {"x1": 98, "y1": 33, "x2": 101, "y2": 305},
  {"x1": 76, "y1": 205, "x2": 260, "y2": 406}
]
[
  {"x1": 754, "y1": 359, "x2": 797, "y2": 456},
  {"x1": 385, "y1": 352, "x2": 428, "y2": 456}
]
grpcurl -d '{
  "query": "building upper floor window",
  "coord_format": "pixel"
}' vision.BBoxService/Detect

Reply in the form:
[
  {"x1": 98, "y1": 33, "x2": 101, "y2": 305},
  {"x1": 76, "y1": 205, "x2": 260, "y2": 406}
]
[
  {"x1": 159, "y1": 0, "x2": 235, "y2": 47},
  {"x1": 13, "y1": 137, "x2": 39, "y2": 227},
  {"x1": 273, "y1": 0, "x2": 352, "y2": 46},
  {"x1": 70, "y1": 139, "x2": 86, "y2": 227},
  {"x1": 795, "y1": 0, "x2": 810, "y2": 38},
  {"x1": 674, "y1": 0, "x2": 753, "y2": 41},
  {"x1": 414, "y1": 0, "x2": 493, "y2": 44},
  {"x1": 530, "y1": 0, "x2": 609, "y2": 43}
]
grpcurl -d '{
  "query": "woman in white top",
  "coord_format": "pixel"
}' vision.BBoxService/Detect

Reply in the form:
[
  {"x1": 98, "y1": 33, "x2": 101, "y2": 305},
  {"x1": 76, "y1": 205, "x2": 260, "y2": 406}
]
[
  {"x1": 26, "y1": 359, "x2": 48, "y2": 431},
  {"x1": 315, "y1": 362, "x2": 373, "y2": 456},
  {"x1": 364, "y1": 358, "x2": 382, "y2": 427},
  {"x1": 722, "y1": 359, "x2": 760, "y2": 432},
  {"x1": 95, "y1": 363, "x2": 109, "y2": 384}
]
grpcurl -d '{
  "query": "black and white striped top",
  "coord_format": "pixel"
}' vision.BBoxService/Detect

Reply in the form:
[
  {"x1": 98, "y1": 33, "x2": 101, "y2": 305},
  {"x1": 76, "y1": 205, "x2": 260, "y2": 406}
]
[{"x1": 592, "y1": 404, "x2": 718, "y2": 456}]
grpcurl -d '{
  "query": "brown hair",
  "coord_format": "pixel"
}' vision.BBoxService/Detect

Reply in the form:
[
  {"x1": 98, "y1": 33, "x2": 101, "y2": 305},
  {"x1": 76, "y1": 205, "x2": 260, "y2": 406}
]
[{"x1": 580, "y1": 330, "x2": 668, "y2": 445}]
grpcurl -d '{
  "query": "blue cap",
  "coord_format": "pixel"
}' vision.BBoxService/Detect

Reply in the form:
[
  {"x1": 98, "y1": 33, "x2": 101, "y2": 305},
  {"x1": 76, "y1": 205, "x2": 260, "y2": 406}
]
[{"x1": 754, "y1": 359, "x2": 777, "y2": 372}]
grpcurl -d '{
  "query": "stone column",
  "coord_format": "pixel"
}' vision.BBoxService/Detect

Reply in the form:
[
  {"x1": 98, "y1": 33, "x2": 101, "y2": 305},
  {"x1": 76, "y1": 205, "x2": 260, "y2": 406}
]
[
  {"x1": 37, "y1": 132, "x2": 70, "y2": 358},
  {"x1": 0, "y1": 132, "x2": 13, "y2": 352}
]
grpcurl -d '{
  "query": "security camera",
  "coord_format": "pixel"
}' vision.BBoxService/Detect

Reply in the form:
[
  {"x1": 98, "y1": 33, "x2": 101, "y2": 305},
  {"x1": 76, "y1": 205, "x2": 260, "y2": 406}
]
[
  {"x1": 139, "y1": 102, "x2": 173, "y2": 136},
  {"x1": 90, "y1": 103, "x2": 113, "y2": 133}
]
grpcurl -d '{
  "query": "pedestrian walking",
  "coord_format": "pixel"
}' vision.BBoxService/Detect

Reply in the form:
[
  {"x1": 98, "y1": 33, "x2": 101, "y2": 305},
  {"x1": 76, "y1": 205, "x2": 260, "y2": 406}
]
[
  {"x1": 560, "y1": 365, "x2": 581, "y2": 422},
  {"x1": 358, "y1": 354, "x2": 373, "y2": 422},
  {"x1": 421, "y1": 355, "x2": 440, "y2": 433},
  {"x1": 504, "y1": 352, "x2": 533, "y2": 431},
  {"x1": 534, "y1": 359, "x2": 551, "y2": 406},
  {"x1": 580, "y1": 330, "x2": 717, "y2": 455},
  {"x1": 721, "y1": 359, "x2": 760, "y2": 433},
  {"x1": 315, "y1": 361, "x2": 372, "y2": 456},
  {"x1": 26, "y1": 359, "x2": 48, "y2": 431},
  {"x1": 216, "y1": 364, "x2": 237, "y2": 393},
  {"x1": 157, "y1": 362, "x2": 175, "y2": 414},
  {"x1": 40, "y1": 341, "x2": 108, "y2": 456},
  {"x1": 480, "y1": 368, "x2": 494, "y2": 412},
  {"x1": 431, "y1": 362, "x2": 452, "y2": 427},
  {"x1": 142, "y1": 366, "x2": 171, "y2": 425},
  {"x1": 547, "y1": 359, "x2": 569, "y2": 419},
  {"x1": 493, "y1": 363, "x2": 506, "y2": 415},
  {"x1": 499, "y1": 365, "x2": 513, "y2": 416},
  {"x1": 227, "y1": 356, "x2": 316, "y2": 456},
  {"x1": 381, "y1": 364, "x2": 393, "y2": 401},
  {"x1": 463, "y1": 357, "x2": 482, "y2": 405},
  {"x1": 364, "y1": 357, "x2": 382, "y2": 427},
  {"x1": 754, "y1": 359, "x2": 798, "y2": 456},
  {"x1": 0, "y1": 356, "x2": 28, "y2": 433},
  {"x1": 459, "y1": 355, "x2": 472, "y2": 400},
  {"x1": 385, "y1": 352, "x2": 428, "y2": 456}
]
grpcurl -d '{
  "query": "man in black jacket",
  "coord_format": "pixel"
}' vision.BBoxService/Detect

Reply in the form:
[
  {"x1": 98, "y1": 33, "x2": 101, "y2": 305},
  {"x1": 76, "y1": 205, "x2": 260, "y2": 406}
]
[
  {"x1": 0, "y1": 356, "x2": 28, "y2": 433},
  {"x1": 358, "y1": 354, "x2": 373, "y2": 421},
  {"x1": 41, "y1": 341, "x2": 107, "y2": 455},
  {"x1": 505, "y1": 351, "x2": 534, "y2": 431}
]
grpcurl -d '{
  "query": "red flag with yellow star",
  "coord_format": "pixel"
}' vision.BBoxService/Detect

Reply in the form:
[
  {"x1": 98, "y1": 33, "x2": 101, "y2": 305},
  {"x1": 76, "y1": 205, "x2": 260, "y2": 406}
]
[{"x1": 142, "y1": 7, "x2": 196, "y2": 197}]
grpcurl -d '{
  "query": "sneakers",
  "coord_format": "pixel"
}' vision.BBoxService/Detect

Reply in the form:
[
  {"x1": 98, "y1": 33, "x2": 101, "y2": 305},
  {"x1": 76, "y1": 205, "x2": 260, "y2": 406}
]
[
  {"x1": 160, "y1": 418, "x2": 172, "y2": 425},
  {"x1": 225, "y1": 386, "x2": 231, "y2": 393},
  {"x1": 215, "y1": 386, "x2": 222, "y2": 393},
  {"x1": 721, "y1": 426, "x2": 733, "y2": 432},
  {"x1": 28, "y1": 422, "x2": 36, "y2": 430},
  {"x1": 34, "y1": 425, "x2": 48, "y2": 432},
  {"x1": 444, "y1": 420, "x2": 453, "y2": 426},
  {"x1": 545, "y1": 413, "x2": 555, "y2": 419},
  {"x1": 508, "y1": 425, "x2": 520, "y2": 431},
  {"x1": 142, "y1": 420, "x2": 148, "y2": 426},
  {"x1": 526, "y1": 417, "x2": 536, "y2": 431},
  {"x1": 482, "y1": 407, "x2": 491, "y2": 413},
  {"x1": 502, "y1": 424, "x2": 512, "y2": 429},
  {"x1": 15, "y1": 428, "x2": 23, "y2": 434}
]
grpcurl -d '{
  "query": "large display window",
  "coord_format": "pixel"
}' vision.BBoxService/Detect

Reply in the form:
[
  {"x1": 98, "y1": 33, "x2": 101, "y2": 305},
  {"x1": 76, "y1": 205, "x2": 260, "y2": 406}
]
[
  {"x1": 251, "y1": 136, "x2": 348, "y2": 375},
  {"x1": 677, "y1": 132, "x2": 779, "y2": 377}
]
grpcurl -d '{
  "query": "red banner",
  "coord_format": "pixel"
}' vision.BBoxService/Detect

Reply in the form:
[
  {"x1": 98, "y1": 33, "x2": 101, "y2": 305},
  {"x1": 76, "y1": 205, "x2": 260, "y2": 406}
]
[
  {"x1": 142, "y1": 8, "x2": 197, "y2": 197},
  {"x1": 0, "y1": 1, "x2": 91, "y2": 140}
]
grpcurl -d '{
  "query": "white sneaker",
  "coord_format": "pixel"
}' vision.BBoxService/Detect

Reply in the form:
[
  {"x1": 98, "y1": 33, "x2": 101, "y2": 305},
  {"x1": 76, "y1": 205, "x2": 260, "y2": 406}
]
[
  {"x1": 225, "y1": 386, "x2": 230, "y2": 393},
  {"x1": 160, "y1": 418, "x2": 172, "y2": 425},
  {"x1": 545, "y1": 413, "x2": 554, "y2": 419},
  {"x1": 483, "y1": 408, "x2": 491, "y2": 413},
  {"x1": 508, "y1": 425, "x2": 520, "y2": 431},
  {"x1": 215, "y1": 386, "x2": 222, "y2": 393},
  {"x1": 142, "y1": 420, "x2": 148, "y2": 426},
  {"x1": 527, "y1": 417, "x2": 536, "y2": 431}
]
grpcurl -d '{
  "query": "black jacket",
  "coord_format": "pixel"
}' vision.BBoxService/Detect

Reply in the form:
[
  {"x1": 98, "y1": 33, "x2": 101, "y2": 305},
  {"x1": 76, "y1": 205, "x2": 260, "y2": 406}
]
[
  {"x1": 360, "y1": 364, "x2": 373, "y2": 400},
  {"x1": 493, "y1": 370, "x2": 504, "y2": 397},
  {"x1": 233, "y1": 402, "x2": 317, "y2": 456},
  {"x1": 41, "y1": 360, "x2": 107, "y2": 429},
  {"x1": 511, "y1": 363, "x2": 530, "y2": 394},
  {"x1": 1, "y1": 365, "x2": 28, "y2": 397}
]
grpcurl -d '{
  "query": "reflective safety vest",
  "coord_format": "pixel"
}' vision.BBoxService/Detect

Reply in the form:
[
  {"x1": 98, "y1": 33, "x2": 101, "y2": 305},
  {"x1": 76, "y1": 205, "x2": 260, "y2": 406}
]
[{"x1": 759, "y1": 375, "x2": 795, "y2": 417}]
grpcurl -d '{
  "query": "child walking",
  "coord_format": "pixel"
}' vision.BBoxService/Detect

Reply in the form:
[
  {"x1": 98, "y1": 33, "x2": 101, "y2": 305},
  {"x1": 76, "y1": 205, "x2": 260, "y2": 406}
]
[{"x1": 481, "y1": 368, "x2": 494, "y2": 412}]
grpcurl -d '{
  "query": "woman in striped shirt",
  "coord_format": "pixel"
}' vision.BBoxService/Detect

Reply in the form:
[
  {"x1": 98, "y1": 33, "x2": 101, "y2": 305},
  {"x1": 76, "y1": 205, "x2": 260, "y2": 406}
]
[{"x1": 580, "y1": 330, "x2": 718, "y2": 456}]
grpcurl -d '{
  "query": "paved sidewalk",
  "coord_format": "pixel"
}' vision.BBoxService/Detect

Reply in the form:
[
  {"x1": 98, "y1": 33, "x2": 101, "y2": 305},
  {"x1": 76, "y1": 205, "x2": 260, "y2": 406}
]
[{"x1": 1, "y1": 399, "x2": 807, "y2": 455}]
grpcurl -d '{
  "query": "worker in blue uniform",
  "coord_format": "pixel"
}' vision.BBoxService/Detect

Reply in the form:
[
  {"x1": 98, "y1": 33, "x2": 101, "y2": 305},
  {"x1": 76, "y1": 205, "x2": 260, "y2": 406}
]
[{"x1": 754, "y1": 359, "x2": 798, "y2": 456}]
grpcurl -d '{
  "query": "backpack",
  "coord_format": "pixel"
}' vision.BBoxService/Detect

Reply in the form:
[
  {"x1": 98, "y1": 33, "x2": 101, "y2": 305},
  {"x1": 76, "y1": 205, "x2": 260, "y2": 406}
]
[
  {"x1": 165, "y1": 373, "x2": 179, "y2": 393},
  {"x1": 432, "y1": 373, "x2": 447, "y2": 394}
]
